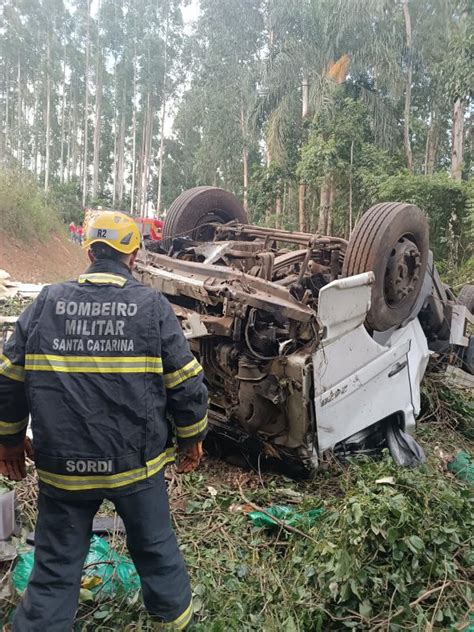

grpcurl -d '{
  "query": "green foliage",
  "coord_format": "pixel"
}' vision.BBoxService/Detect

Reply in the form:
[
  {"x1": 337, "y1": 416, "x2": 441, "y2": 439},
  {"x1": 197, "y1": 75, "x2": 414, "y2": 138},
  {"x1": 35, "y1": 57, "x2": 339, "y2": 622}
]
[
  {"x1": 1, "y1": 380, "x2": 472, "y2": 631},
  {"x1": 302, "y1": 455, "x2": 472, "y2": 629},
  {"x1": 438, "y1": 256, "x2": 474, "y2": 290},
  {"x1": 50, "y1": 181, "x2": 83, "y2": 225},
  {"x1": 247, "y1": 164, "x2": 287, "y2": 225},
  {"x1": 376, "y1": 172, "x2": 471, "y2": 263},
  {"x1": 298, "y1": 95, "x2": 369, "y2": 187},
  {"x1": 0, "y1": 169, "x2": 59, "y2": 240},
  {"x1": 179, "y1": 446, "x2": 473, "y2": 631}
]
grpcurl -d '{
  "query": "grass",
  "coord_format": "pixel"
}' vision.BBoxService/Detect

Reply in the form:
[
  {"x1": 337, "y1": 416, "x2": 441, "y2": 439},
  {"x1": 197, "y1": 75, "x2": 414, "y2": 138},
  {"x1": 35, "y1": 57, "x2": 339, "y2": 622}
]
[{"x1": 0, "y1": 373, "x2": 472, "y2": 631}]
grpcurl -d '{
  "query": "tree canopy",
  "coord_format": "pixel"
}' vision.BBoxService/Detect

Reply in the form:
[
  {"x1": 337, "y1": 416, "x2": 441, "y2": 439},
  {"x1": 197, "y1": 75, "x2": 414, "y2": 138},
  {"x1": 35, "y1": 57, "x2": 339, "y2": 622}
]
[{"x1": 0, "y1": 0, "x2": 472, "y2": 262}]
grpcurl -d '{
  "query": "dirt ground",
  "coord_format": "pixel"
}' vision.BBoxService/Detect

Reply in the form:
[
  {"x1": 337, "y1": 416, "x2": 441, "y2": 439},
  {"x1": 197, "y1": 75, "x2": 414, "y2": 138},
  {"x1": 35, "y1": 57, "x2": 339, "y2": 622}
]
[{"x1": 0, "y1": 229, "x2": 87, "y2": 283}]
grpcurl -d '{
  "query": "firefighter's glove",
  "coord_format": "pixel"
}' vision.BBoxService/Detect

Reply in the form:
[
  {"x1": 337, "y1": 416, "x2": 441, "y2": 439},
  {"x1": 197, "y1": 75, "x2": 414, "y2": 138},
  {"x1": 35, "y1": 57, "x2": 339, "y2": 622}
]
[
  {"x1": 176, "y1": 442, "x2": 203, "y2": 474},
  {"x1": 0, "y1": 437, "x2": 33, "y2": 481}
]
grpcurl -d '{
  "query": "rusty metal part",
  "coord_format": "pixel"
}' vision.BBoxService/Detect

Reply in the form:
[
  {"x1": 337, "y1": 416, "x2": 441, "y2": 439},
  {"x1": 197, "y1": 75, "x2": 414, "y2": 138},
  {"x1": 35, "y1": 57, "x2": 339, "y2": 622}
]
[
  {"x1": 384, "y1": 237, "x2": 421, "y2": 305},
  {"x1": 135, "y1": 251, "x2": 317, "y2": 324},
  {"x1": 297, "y1": 246, "x2": 314, "y2": 283},
  {"x1": 172, "y1": 305, "x2": 235, "y2": 337},
  {"x1": 214, "y1": 223, "x2": 348, "y2": 250}
]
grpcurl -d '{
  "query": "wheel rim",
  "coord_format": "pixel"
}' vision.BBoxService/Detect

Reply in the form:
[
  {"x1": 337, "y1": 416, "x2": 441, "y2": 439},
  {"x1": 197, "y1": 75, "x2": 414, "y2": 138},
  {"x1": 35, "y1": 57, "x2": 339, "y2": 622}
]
[{"x1": 384, "y1": 235, "x2": 422, "y2": 307}]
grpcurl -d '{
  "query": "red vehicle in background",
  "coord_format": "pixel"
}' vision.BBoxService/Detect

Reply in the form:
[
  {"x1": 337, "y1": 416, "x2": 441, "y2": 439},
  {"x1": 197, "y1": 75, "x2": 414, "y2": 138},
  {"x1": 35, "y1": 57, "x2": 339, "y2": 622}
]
[{"x1": 134, "y1": 217, "x2": 163, "y2": 242}]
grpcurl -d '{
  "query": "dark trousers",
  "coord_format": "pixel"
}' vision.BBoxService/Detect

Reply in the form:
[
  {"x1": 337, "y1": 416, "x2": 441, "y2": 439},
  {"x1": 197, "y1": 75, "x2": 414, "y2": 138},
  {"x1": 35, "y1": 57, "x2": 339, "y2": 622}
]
[{"x1": 12, "y1": 473, "x2": 192, "y2": 631}]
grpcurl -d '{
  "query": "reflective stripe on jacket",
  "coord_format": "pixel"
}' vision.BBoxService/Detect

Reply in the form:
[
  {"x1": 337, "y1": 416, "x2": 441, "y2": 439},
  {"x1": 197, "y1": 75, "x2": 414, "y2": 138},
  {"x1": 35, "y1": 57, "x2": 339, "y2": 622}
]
[{"x1": 0, "y1": 259, "x2": 208, "y2": 496}]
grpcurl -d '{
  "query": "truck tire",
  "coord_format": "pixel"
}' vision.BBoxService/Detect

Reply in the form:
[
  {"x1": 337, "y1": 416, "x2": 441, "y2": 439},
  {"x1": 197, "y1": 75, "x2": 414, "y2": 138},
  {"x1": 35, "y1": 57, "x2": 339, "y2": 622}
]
[
  {"x1": 342, "y1": 202, "x2": 429, "y2": 331},
  {"x1": 163, "y1": 186, "x2": 248, "y2": 243},
  {"x1": 457, "y1": 284, "x2": 474, "y2": 313}
]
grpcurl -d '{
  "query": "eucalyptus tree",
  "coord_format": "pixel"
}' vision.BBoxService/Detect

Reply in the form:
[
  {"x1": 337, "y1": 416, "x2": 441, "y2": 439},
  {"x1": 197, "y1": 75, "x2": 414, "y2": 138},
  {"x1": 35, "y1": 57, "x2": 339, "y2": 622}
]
[{"x1": 173, "y1": 0, "x2": 264, "y2": 207}]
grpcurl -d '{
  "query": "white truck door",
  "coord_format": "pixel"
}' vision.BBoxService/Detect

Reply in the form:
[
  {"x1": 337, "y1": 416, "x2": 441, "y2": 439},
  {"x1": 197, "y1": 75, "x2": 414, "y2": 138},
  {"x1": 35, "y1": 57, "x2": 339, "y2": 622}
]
[{"x1": 313, "y1": 273, "x2": 428, "y2": 455}]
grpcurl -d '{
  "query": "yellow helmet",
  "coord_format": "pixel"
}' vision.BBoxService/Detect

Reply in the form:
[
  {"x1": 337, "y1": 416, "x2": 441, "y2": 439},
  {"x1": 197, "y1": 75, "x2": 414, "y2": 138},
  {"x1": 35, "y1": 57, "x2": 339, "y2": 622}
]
[{"x1": 82, "y1": 211, "x2": 141, "y2": 254}]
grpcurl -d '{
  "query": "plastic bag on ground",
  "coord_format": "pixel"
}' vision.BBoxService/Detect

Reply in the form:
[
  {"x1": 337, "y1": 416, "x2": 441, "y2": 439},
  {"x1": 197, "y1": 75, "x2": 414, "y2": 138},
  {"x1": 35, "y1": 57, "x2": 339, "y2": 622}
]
[
  {"x1": 386, "y1": 421, "x2": 426, "y2": 467},
  {"x1": 12, "y1": 535, "x2": 140, "y2": 596},
  {"x1": 248, "y1": 505, "x2": 325, "y2": 529},
  {"x1": 448, "y1": 451, "x2": 474, "y2": 484}
]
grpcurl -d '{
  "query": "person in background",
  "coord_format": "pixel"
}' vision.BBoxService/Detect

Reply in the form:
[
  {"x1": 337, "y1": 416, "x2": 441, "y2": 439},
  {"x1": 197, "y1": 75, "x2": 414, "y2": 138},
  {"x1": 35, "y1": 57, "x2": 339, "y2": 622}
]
[
  {"x1": 76, "y1": 224, "x2": 84, "y2": 246},
  {"x1": 69, "y1": 221, "x2": 76, "y2": 243}
]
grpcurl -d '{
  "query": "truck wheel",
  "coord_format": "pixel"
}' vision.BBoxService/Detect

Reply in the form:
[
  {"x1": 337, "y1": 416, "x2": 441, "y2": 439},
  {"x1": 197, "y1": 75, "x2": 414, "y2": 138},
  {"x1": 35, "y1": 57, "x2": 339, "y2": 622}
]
[
  {"x1": 342, "y1": 202, "x2": 429, "y2": 331},
  {"x1": 163, "y1": 186, "x2": 248, "y2": 243},
  {"x1": 457, "y1": 284, "x2": 474, "y2": 312}
]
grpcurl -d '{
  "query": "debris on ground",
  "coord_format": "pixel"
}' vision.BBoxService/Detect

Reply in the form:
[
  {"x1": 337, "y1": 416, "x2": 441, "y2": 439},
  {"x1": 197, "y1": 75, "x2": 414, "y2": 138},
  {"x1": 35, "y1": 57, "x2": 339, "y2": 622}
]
[
  {"x1": 448, "y1": 451, "x2": 474, "y2": 484},
  {"x1": 0, "y1": 270, "x2": 46, "y2": 301},
  {"x1": 248, "y1": 505, "x2": 325, "y2": 530},
  {"x1": 445, "y1": 365, "x2": 474, "y2": 389},
  {"x1": 12, "y1": 535, "x2": 140, "y2": 598},
  {"x1": 0, "y1": 491, "x2": 17, "y2": 541},
  {"x1": 0, "y1": 542, "x2": 17, "y2": 563}
]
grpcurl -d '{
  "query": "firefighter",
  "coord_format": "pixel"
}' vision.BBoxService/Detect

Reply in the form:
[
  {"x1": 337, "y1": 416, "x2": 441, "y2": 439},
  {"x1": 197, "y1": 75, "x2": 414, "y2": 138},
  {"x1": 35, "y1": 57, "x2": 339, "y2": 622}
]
[{"x1": 0, "y1": 211, "x2": 208, "y2": 631}]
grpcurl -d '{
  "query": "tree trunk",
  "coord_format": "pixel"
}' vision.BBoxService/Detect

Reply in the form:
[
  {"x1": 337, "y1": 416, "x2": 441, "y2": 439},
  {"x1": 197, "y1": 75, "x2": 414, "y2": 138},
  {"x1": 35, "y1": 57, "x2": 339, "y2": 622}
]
[
  {"x1": 275, "y1": 194, "x2": 282, "y2": 229},
  {"x1": 265, "y1": 145, "x2": 272, "y2": 168},
  {"x1": 112, "y1": 118, "x2": 117, "y2": 206},
  {"x1": 451, "y1": 97, "x2": 464, "y2": 181},
  {"x1": 156, "y1": 13, "x2": 169, "y2": 215},
  {"x1": 348, "y1": 140, "x2": 354, "y2": 236},
  {"x1": 318, "y1": 180, "x2": 330, "y2": 234},
  {"x1": 117, "y1": 95, "x2": 126, "y2": 204},
  {"x1": 92, "y1": 4, "x2": 103, "y2": 201},
  {"x1": 239, "y1": 97, "x2": 249, "y2": 213},
  {"x1": 16, "y1": 58, "x2": 21, "y2": 166},
  {"x1": 82, "y1": 0, "x2": 91, "y2": 207},
  {"x1": 65, "y1": 97, "x2": 71, "y2": 182},
  {"x1": 130, "y1": 62, "x2": 137, "y2": 214},
  {"x1": 401, "y1": 0, "x2": 414, "y2": 171},
  {"x1": 59, "y1": 63, "x2": 66, "y2": 184},
  {"x1": 298, "y1": 183, "x2": 306, "y2": 232},
  {"x1": 401, "y1": 0, "x2": 413, "y2": 172},
  {"x1": 282, "y1": 182, "x2": 288, "y2": 224},
  {"x1": 302, "y1": 73, "x2": 310, "y2": 119},
  {"x1": 327, "y1": 181, "x2": 335, "y2": 235},
  {"x1": 71, "y1": 95, "x2": 78, "y2": 179},
  {"x1": 44, "y1": 34, "x2": 51, "y2": 191},
  {"x1": 141, "y1": 92, "x2": 154, "y2": 216},
  {"x1": 242, "y1": 145, "x2": 249, "y2": 213},
  {"x1": 156, "y1": 97, "x2": 167, "y2": 214},
  {"x1": 138, "y1": 90, "x2": 152, "y2": 216},
  {"x1": 298, "y1": 70, "x2": 310, "y2": 232},
  {"x1": 3, "y1": 61, "x2": 9, "y2": 161},
  {"x1": 92, "y1": 67, "x2": 103, "y2": 200},
  {"x1": 424, "y1": 110, "x2": 439, "y2": 175},
  {"x1": 111, "y1": 58, "x2": 118, "y2": 206},
  {"x1": 32, "y1": 82, "x2": 38, "y2": 175}
]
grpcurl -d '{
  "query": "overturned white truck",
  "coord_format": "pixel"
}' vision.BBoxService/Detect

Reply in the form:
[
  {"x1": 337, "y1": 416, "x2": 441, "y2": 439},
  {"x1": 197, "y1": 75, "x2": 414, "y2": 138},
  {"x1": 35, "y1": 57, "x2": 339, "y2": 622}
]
[{"x1": 135, "y1": 187, "x2": 473, "y2": 475}]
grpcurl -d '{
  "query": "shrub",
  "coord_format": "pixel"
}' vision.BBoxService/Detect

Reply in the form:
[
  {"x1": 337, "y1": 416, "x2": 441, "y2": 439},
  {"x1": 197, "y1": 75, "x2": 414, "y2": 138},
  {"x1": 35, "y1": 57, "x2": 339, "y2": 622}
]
[
  {"x1": 0, "y1": 169, "x2": 59, "y2": 240},
  {"x1": 376, "y1": 172, "x2": 471, "y2": 265}
]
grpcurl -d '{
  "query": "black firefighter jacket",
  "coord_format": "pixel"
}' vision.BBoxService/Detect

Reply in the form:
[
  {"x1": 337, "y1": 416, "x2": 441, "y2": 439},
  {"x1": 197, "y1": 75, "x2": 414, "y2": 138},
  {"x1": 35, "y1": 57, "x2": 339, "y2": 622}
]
[{"x1": 0, "y1": 259, "x2": 208, "y2": 498}]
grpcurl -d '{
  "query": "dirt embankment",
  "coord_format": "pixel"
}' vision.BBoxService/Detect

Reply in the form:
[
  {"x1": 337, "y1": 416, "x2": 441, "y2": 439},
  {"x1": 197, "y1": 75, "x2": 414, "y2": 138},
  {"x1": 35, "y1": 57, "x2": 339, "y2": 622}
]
[{"x1": 0, "y1": 230, "x2": 87, "y2": 283}]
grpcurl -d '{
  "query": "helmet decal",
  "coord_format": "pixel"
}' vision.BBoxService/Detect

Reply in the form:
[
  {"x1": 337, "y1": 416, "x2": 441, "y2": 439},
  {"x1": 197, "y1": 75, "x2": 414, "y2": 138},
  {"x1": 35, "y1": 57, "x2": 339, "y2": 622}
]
[{"x1": 120, "y1": 232, "x2": 133, "y2": 245}]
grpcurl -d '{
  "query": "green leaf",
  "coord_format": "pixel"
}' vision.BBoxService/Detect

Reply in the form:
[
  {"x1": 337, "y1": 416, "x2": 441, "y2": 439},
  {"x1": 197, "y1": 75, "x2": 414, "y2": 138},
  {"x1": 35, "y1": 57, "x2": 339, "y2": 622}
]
[
  {"x1": 359, "y1": 601, "x2": 372, "y2": 618},
  {"x1": 79, "y1": 588, "x2": 94, "y2": 603},
  {"x1": 93, "y1": 610, "x2": 110, "y2": 620},
  {"x1": 406, "y1": 535, "x2": 425, "y2": 554}
]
